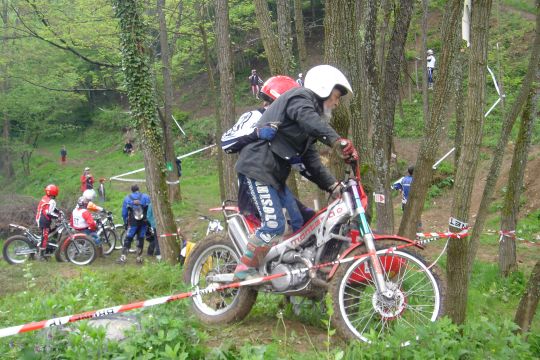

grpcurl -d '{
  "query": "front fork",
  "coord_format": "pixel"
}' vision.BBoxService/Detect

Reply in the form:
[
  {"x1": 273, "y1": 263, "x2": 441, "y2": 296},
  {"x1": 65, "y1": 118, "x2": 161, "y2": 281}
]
[{"x1": 345, "y1": 182, "x2": 391, "y2": 298}]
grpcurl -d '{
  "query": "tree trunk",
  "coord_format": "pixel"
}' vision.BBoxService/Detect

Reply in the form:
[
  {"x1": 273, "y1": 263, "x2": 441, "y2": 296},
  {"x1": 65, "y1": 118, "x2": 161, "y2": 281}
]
[
  {"x1": 215, "y1": 0, "x2": 237, "y2": 201},
  {"x1": 293, "y1": 0, "x2": 308, "y2": 73},
  {"x1": 323, "y1": 0, "x2": 360, "y2": 177},
  {"x1": 421, "y1": 0, "x2": 430, "y2": 122},
  {"x1": 157, "y1": 0, "x2": 181, "y2": 202},
  {"x1": 514, "y1": 259, "x2": 540, "y2": 335},
  {"x1": 253, "y1": 0, "x2": 286, "y2": 74},
  {"x1": 398, "y1": 0, "x2": 464, "y2": 239},
  {"x1": 454, "y1": 50, "x2": 467, "y2": 168},
  {"x1": 113, "y1": 0, "x2": 179, "y2": 264},
  {"x1": 276, "y1": 0, "x2": 293, "y2": 75},
  {"x1": 373, "y1": 0, "x2": 414, "y2": 234},
  {"x1": 467, "y1": 3, "x2": 540, "y2": 274},
  {"x1": 361, "y1": 1, "x2": 380, "y2": 223},
  {"x1": 1, "y1": 0, "x2": 13, "y2": 179},
  {"x1": 446, "y1": 0, "x2": 492, "y2": 325},
  {"x1": 499, "y1": 79, "x2": 538, "y2": 276}
]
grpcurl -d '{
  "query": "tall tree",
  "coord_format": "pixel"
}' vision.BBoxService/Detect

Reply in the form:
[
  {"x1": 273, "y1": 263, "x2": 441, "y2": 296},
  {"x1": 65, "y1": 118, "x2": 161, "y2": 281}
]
[
  {"x1": 215, "y1": 0, "x2": 237, "y2": 201},
  {"x1": 1, "y1": 0, "x2": 14, "y2": 179},
  {"x1": 514, "y1": 259, "x2": 540, "y2": 335},
  {"x1": 156, "y1": 0, "x2": 181, "y2": 202},
  {"x1": 253, "y1": 0, "x2": 286, "y2": 74},
  {"x1": 371, "y1": 0, "x2": 414, "y2": 233},
  {"x1": 113, "y1": 0, "x2": 179, "y2": 264},
  {"x1": 399, "y1": 0, "x2": 464, "y2": 238},
  {"x1": 446, "y1": 0, "x2": 492, "y2": 325},
  {"x1": 466, "y1": 4, "x2": 540, "y2": 273},
  {"x1": 293, "y1": 0, "x2": 307, "y2": 72},
  {"x1": 276, "y1": 0, "x2": 294, "y2": 74},
  {"x1": 499, "y1": 78, "x2": 538, "y2": 276}
]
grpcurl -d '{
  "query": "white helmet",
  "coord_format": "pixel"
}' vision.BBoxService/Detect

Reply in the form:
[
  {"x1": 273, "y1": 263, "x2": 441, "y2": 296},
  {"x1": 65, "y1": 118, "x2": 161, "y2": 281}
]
[
  {"x1": 83, "y1": 189, "x2": 96, "y2": 201},
  {"x1": 304, "y1": 65, "x2": 353, "y2": 99},
  {"x1": 427, "y1": 49, "x2": 434, "y2": 55}
]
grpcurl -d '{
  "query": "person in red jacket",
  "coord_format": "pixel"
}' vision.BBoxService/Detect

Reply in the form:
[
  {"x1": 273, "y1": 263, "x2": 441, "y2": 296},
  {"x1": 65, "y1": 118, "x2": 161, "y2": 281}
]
[
  {"x1": 35, "y1": 184, "x2": 60, "y2": 258},
  {"x1": 71, "y1": 196, "x2": 102, "y2": 256},
  {"x1": 80, "y1": 167, "x2": 94, "y2": 192}
]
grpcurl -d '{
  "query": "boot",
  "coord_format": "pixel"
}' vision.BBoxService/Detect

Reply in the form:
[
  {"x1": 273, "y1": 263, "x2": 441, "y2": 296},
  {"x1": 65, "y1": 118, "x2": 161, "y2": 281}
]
[
  {"x1": 135, "y1": 248, "x2": 143, "y2": 264},
  {"x1": 117, "y1": 248, "x2": 128, "y2": 264}
]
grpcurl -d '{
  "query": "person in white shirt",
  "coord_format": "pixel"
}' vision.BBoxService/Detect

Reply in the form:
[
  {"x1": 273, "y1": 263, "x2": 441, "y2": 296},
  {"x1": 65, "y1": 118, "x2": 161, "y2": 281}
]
[{"x1": 427, "y1": 49, "x2": 436, "y2": 89}]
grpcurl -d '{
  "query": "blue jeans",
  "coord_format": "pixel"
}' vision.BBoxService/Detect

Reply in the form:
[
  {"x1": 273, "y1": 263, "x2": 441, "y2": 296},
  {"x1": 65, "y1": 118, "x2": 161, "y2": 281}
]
[
  {"x1": 124, "y1": 221, "x2": 147, "y2": 250},
  {"x1": 242, "y1": 175, "x2": 303, "y2": 244},
  {"x1": 428, "y1": 68, "x2": 434, "y2": 85},
  {"x1": 82, "y1": 229, "x2": 100, "y2": 246}
]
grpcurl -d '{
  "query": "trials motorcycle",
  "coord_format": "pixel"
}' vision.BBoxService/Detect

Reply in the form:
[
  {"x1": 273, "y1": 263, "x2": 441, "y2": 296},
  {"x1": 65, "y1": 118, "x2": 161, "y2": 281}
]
[{"x1": 184, "y1": 162, "x2": 445, "y2": 343}]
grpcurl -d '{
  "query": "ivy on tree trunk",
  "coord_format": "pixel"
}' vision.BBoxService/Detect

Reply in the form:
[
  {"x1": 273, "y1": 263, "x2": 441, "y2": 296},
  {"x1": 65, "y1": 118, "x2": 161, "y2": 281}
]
[{"x1": 113, "y1": 0, "x2": 179, "y2": 263}]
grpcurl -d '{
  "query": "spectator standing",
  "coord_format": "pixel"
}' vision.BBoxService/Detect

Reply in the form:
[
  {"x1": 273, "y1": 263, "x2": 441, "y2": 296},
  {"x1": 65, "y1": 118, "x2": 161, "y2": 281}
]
[
  {"x1": 392, "y1": 165, "x2": 414, "y2": 210},
  {"x1": 145, "y1": 203, "x2": 161, "y2": 260},
  {"x1": 35, "y1": 184, "x2": 60, "y2": 259},
  {"x1": 60, "y1": 146, "x2": 67, "y2": 164},
  {"x1": 248, "y1": 69, "x2": 263, "y2": 98},
  {"x1": 296, "y1": 73, "x2": 304, "y2": 87},
  {"x1": 118, "y1": 184, "x2": 151, "y2": 264},
  {"x1": 80, "y1": 167, "x2": 94, "y2": 192},
  {"x1": 427, "y1": 49, "x2": 436, "y2": 89}
]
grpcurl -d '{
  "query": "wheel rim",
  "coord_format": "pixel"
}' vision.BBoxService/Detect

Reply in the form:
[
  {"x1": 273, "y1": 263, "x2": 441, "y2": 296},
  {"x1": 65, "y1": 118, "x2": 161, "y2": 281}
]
[
  {"x1": 101, "y1": 229, "x2": 116, "y2": 255},
  {"x1": 338, "y1": 250, "x2": 441, "y2": 343},
  {"x1": 66, "y1": 238, "x2": 95, "y2": 265},
  {"x1": 6, "y1": 238, "x2": 34, "y2": 264},
  {"x1": 190, "y1": 244, "x2": 241, "y2": 316}
]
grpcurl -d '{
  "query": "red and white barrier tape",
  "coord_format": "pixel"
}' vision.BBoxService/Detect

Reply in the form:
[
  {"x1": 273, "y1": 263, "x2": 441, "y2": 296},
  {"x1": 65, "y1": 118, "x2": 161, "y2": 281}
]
[
  {"x1": 158, "y1": 233, "x2": 180, "y2": 238},
  {"x1": 415, "y1": 228, "x2": 470, "y2": 240}
]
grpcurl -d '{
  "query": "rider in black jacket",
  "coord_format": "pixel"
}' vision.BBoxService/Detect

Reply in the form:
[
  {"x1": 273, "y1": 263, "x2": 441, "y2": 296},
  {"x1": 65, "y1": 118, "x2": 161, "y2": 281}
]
[{"x1": 233, "y1": 65, "x2": 358, "y2": 281}]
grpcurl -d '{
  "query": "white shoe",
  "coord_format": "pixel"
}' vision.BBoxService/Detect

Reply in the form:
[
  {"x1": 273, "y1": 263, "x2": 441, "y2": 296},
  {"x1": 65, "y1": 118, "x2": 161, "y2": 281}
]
[{"x1": 156, "y1": 255, "x2": 162, "y2": 261}]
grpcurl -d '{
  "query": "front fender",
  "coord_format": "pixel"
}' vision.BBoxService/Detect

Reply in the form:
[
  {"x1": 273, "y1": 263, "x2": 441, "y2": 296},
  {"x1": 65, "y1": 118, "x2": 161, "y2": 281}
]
[{"x1": 326, "y1": 235, "x2": 423, "y2": 281}]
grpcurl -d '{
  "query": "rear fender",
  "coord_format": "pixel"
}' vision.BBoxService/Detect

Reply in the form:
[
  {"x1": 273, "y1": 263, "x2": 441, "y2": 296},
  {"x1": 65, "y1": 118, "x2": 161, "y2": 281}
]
[{"x1": 326, "y1": 235, "x2": 423, "y2": 281}]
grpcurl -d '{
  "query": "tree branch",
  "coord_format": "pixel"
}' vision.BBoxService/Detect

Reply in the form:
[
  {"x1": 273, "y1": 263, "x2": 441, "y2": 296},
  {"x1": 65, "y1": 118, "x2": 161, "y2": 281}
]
[
  {"x1": 13, "y1": 3, "x2": 118, "y2": 68},
  {"x1": 10, "y1": 75, "x2": 122, "y2": 93}
]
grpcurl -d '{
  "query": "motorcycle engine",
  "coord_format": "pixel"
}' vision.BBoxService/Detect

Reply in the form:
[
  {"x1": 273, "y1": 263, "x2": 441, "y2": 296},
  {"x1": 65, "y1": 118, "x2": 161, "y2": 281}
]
[{"x1": 270, "y1": 262, "x2": 309, "y2": 292}]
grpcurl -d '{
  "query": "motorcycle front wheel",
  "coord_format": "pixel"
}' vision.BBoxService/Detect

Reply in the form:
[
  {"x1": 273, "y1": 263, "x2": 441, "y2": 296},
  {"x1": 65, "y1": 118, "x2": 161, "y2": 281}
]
[
  {"x1": 64, "y1": 235, "x2": 97, "y2": 266},
  {"x1": 183, "y1": 233, "x2": 257, "y2": 324},
  {"x1": 329, "y1": 248, "x2": 445, "y2": 344}
]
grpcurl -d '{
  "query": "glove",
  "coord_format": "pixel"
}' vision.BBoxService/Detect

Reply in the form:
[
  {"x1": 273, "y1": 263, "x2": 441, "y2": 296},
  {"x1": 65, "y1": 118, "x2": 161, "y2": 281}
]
[
  {"x1": 333, "y1": 138, "x2": 359, "y2": 163},
  {"x1": 123, "y1": 223, "x2": 128, "y2": 230},
  {"x1": 257, "y1": 124, "x2": 278, "y2": 141},
  {"x1": 328, "y1": 182, "x2": 342, "y2": 200}
]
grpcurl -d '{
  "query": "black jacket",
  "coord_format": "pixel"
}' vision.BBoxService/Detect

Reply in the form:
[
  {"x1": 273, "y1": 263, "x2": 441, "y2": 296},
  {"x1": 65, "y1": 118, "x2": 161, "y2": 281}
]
[{"x1": 236, "y1": 87, "x2": 339, "y2": 191}]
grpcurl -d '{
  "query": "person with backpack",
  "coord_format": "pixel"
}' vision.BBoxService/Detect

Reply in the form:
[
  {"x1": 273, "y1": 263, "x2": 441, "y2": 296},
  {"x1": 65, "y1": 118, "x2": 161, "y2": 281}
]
[
  {"x1": 221, "y1": 76, "x2": 314, "y2": 229},
  {"x1": 35, "y1": 184, "x2": 61, "y2": 259},
  {"x1": 233, "y1": 65, "x2": 358, "y2": 281},
  {"x1": 118, "y1": 184, "x2": 151, "y2": 264}
]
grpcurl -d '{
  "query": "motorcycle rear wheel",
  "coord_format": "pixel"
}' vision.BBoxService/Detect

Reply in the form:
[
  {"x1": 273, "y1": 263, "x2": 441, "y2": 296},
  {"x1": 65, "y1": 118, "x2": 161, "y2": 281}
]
[
  {"x1": 3, "y1": 235, "x2": 36, "y2": 264},
  {"x1": 329, "y1": 247, "x2": 445, "y2": 344},
  {"x1": 183, "y1": 233, "x2": 257, "y2": 324}
]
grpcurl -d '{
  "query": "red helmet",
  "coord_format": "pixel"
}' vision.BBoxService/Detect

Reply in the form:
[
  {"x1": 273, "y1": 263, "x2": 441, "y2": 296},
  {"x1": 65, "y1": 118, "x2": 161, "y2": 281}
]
[
  {"x1": 259, "y1": 76, "x2": 300, "y2": 103},
  {"x1": 45, "y1": 184, "x2": 59, "y2": 197}
]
